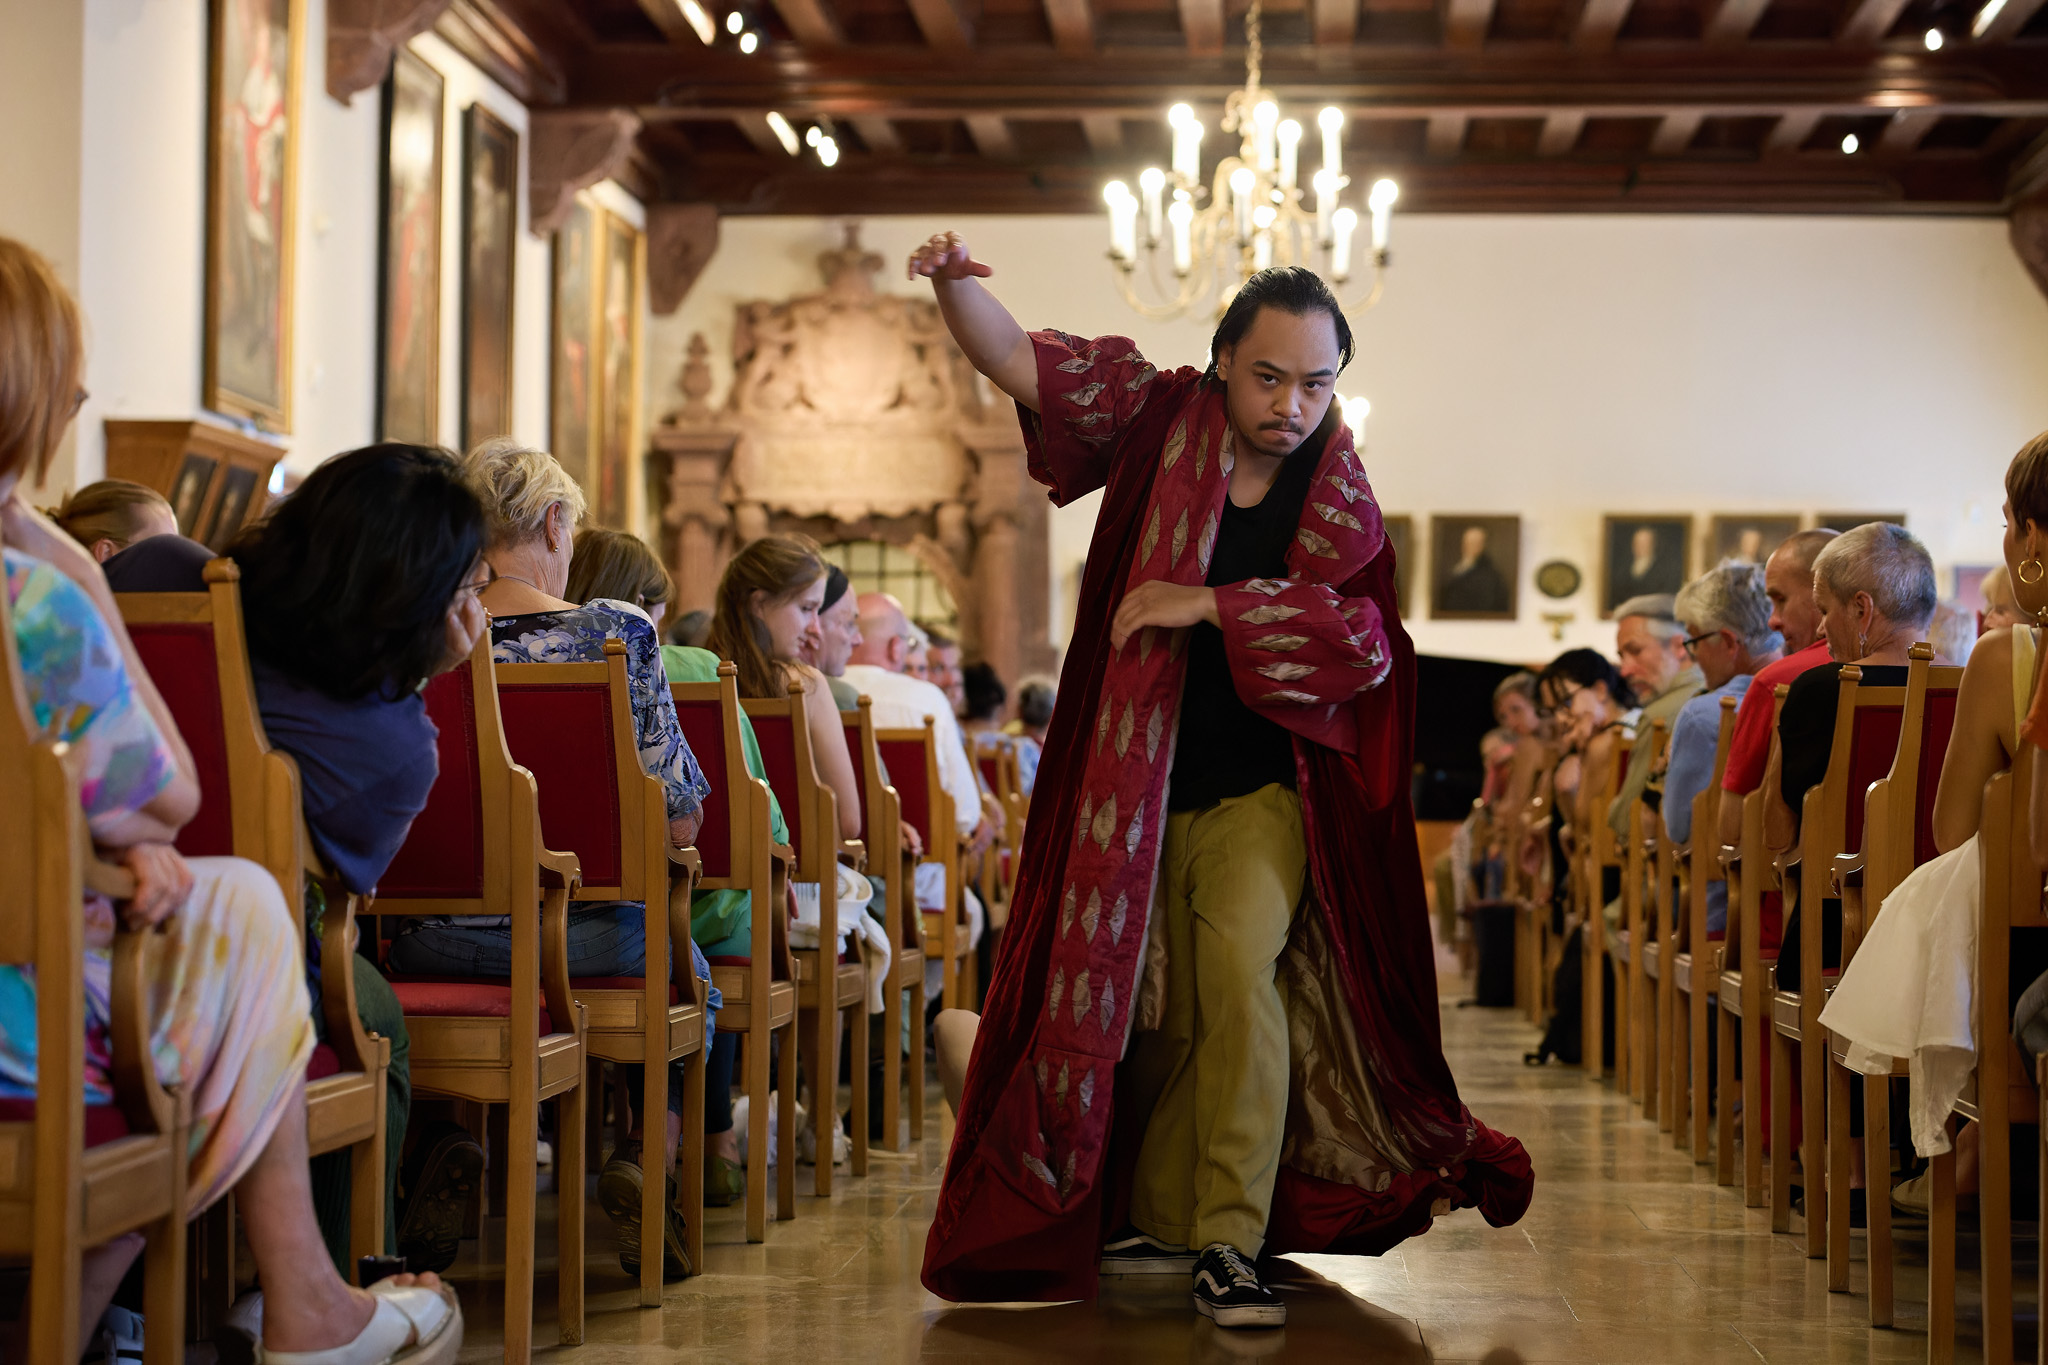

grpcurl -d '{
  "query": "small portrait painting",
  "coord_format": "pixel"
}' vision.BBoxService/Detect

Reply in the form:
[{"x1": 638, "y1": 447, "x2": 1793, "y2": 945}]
[
  {"x1": 549, "y1": 197, "x2": 598, "y2": 496},
  {"x1": 377, "y1": 47, "x2": 443, "y2": 446},
  {"x1": 460, "y1": 104, "x2": 518, "y2": 453},
  {"x1": 171, "y1": 454, "x2": 218, "y2": 536},
  {"x1": 1382, "y1": 514, "x2": 1413, "y2": 620},
  {"x1": 203, "y1": 464, "x2": 261, "y2": 550},
  {"x1": 1601, "y1": 515, "x2": 1692, "y2": 616},
  {"x1": 1706, "y1": 515, "x2": 1802, "y2": 570},
  {"x1": 1817, "y1": 513, "x2": 1907, "y2": 534},
  {"x1": 1429, "y1": 515, "x2": 1519, "y2": 621}
]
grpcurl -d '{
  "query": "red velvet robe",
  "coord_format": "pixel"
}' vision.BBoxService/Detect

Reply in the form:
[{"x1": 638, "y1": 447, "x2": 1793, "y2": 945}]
[{"x1": 921, "y1": 331, "x2": 1534, "y2": 1302}]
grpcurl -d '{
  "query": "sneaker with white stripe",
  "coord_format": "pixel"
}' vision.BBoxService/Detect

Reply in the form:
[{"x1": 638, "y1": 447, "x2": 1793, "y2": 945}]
[
  {"x1": 1191, "y1": 1243, "x2": 1286, "y2": 1328},
  {"x1": 1098, "y1": 1226, "x2": 1198, "y2": 1275}
]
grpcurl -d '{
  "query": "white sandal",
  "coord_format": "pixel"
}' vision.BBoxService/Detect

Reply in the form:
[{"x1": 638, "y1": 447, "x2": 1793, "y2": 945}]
[{"x1": 259, "y1": 1280, "x2": 462, "y2": 1365}]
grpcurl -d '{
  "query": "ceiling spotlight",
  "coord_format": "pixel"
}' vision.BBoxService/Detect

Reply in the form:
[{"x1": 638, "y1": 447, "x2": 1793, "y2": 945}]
[
  {"x1": 1924, "y1": 25, "x2": 1944, "y2": 47},
  {"x1": 1841, "y1": 132, "x2": 1860, "y2": 154},
  {"x1": 765, "y1": 110, "x2": 801, "y2": 156},
  {"x1": 726, "y1": 9, "x2": 743, "y2": 32},
  {"x1": 805, "y1": 124, "x2": 822, "y2": 147},
  {"x1": 738, "y1": 28, "x2": 759, "y2": 51},
  {"x1": 675, "y1": 0, "x2": 716, "y2": 43},
  {"x1": 817, "y1": 136, "x2": 840, "y2": 167},
  {"x1": 1972, "y1": 0, "x2": 2008, "y2": 36}
]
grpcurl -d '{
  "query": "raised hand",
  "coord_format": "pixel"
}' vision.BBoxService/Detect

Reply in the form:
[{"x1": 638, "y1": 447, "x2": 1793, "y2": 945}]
[{"x1": 907, "y1": 232, "x2": 994, "y2": 283}]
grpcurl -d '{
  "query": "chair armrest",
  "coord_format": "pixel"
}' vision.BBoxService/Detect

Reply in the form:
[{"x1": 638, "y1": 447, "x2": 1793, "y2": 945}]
[
  {"x1": 1831, "y1": 850, "x2": 1864, "y2": 895},
  {"x1": 840, "y1": 839, "x2": 867, "y2": 874},
  {"x1": 537, "y1": 846, "x2": 582, "y2": 894},
  {"x1": 84, "y1": 858, "x2": 137, "y2": 901},
  {"x1": 770, "y1": 843, "x2": 796, "y2": 875},
  {"x1": 667, "y1": 845, "x2": 702, "y2": 886},
  {"x1": 1717, "y1": 843, "x2": 1741, "y2": 874}
]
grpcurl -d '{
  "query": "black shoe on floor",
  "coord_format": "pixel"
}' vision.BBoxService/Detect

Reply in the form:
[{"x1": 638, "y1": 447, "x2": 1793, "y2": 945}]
[
  {"x1": 395, "y1": 1122, "x2": 484, "y2": 1274},
  {"x1": 1191, "y1": 1243, "x2": 1285, "y2": 1329},
  {"x1": 1099, "y1": 1226, "x2": 1197, "y2": 1275},
  {"x1": 597, "y1": 1143, "x2": 692, "y2": 1282}
]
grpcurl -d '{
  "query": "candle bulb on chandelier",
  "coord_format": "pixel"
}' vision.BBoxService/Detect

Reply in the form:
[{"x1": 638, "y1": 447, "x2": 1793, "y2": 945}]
[
  {"x1": 1252, "y1": 205, "x2": 1276, "y2": 270},
  {"x1": 1139, "y1": 167, "x2": 1166, "y2": 245},
  {"x1": 1368, "y1": 177, "x2": 1398, "y2": 255},
  {"x1": 1312, "y1": 169, "x2": 1334, "y2": 245},
  {"x1": 1230, "y1": 166, "x2": 1255, "y2": 243},
  {"x1": 1331, "y1": 206, "x2": 1358, "y2": 281},
  {"x1": 1168, "y1": 196, "x2": 1194, "y2": 275},
  {"x1": 1170, "y1": 105, "x2": 1203, "y2": 186},
  {"x1": 1277, "y1": 119, "x2": 1301, "y2": 192},
  {"x1": 1318, "y1": 107, "x2": 1344, "y2": 185},
  {"x1": 1104, "y1": 181, "x2": 1137, "y2": 262},
  {"x1": 1254, "y1": 100, "x2": 1278, "y2": 173}
]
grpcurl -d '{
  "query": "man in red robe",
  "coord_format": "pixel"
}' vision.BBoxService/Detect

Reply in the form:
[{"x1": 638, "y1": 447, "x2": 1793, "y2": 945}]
[{"x1": 909, "y1": 233, "x2": 1533, "y2": 1328}]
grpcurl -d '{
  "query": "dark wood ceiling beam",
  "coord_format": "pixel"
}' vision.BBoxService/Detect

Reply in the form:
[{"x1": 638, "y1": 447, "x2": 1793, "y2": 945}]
[
  {"x1": 965, "y1": 114, "x2": 1018, "y2": 158},
  {"x1": 1539, "y1": 110, "x2": 1587, "y2": 154},
  {"x1": 1315, "y1": 0, "x2": 1360, "y2": 44},
  {"x1": 1651, "y1": 109, "x2": 1703, "y2": 153},
  {"x1": 905, "y1": 0, "x2": 975, "y2": 51},
  {"x1": 2009, "y1": 127, "x2": 2048, "y2": 201},
  {"x1": 1042, "y1": 0, "x2": 1095, "y2": 54},
  {"x1": 850, "y1": 115, "x2": 904, "y2": 154},
  {"x1": 1978, "y1": 0, "x2": 2048, "y2": 40},
  {"x1": 768, "y1": 0, "x2": 844, "y2": 45},
  {"x1": 1427, "y1": 113, "x2": 1469, "y2": 156},
  {"x1": 1080, "y1": 114, "x2": 1124, "y2": 154},
  {"x1": 1703, "y1": 0, "x2": 1773, "y2": 44},
  {"x1": 1572, "y1": 0, "x2": 1635, "y2": 51},
  {"x1": 1443, "y1": 0, "x2": 1497, "y2": 48},
  {"x1": 1836, "y1": 0, "x2": 1914, "y2": 45},
  {"x1": 1876, "y1": 108, "x2": 1943, "y2": 154},
  {"x1": 1764, "y1": 109, "x2": 1823, "y2": 152},
  {"x1": 1178, "y1": 0, "x2": 1225, "y2": 54},
  {"x1": 635, "y1": 0, "x2": 704, "y2": 46},
  {"x1": 434, "y1": 0, "x2": 568, "y2": 103}
]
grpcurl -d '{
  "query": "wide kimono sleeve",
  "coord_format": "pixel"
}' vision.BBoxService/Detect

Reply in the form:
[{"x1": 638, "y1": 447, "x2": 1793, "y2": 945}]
[
  {"x1": 1018, "y1": 330, "x2": 1189, "y2": 507},
  {"x1": 1212, "y1": 567, "x2": 1394, "y2": 756}
]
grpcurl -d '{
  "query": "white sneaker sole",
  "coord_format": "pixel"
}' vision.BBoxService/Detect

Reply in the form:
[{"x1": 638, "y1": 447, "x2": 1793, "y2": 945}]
[
  {"x1": 1099, "y1": 1254, "x2": 1198, "y2": 1275},
  {"x1": 1194, "y1": 1294, "x2": 1287, "y2": 1329}
]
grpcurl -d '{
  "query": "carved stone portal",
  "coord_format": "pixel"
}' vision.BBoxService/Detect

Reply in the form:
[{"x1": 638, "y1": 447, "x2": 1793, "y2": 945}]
[{"x1": 650, "y1": 224, "x2": 1053, "y2": 684}]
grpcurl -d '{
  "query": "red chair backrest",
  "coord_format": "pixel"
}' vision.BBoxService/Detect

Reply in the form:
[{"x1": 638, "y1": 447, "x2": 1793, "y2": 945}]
[
  {"x1": 126, "y1": 621, "x2": 233, "y2": 859},
  {"x1": 1841, "y1": 701, "x2": 1905, "y2": 856},
  {"x1": 671, "y1": 690, "x2": 734, "y2": 881},
  {"x1": 497, "y1": 679, "x2": 625, "y2": 891},
  {"x1": 977, "y1": 752, "x2": 1000, "y2": 794},
  {"x1": 878, "y1": 736, "x2": 933, "y2": 848},
  {"x1": 842, "y1": 717, "x2": 873, "y2": 837},
  {"x1": 748, "y1": 710, "x2": 804, "y2": 853},
  {"x1": 380, "y1": 664, "x2": 486, "y2": 898},
  {"x1": 1912, "y1": 688, "x2": 1960, "y2": 868}
]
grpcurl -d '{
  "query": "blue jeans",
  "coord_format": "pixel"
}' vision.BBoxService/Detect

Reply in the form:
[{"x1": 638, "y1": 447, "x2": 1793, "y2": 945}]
[{"x1": 389, "y1": 902, "x2": 719, "y2": 1118}]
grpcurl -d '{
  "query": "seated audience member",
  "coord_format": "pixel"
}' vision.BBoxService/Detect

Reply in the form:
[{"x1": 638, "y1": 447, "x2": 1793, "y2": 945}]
[
  {"x1": 668, "y1": 607, "x2": 712, "y2": 649},
  {"x1": 0, "y1": 236, "x2": 454, "y2": 1363},
  {"x1": 389, "y1": 439, "x2": 711, "y2": 1280},
  {"x1": 923, "y1": 625, "x2": 965, "y2": 717},
  {"x1": 46, "y1": 478, "x2": 177, "y2": 562},
  {"x1": 807, "y1": 565, "x2": 864, "y2": 710},
  {"x1": 1489, "y1": 671, "x2": 1544, "y2": 873},
  {"x1": 1929, "y1": 599, "x2": 1976, "y2": 665},
  {"x1": 960, "y1": 661, "x2": 1008, "y2": 749},
  {"x1": 1607, "y1": 594, "x2": 1704, "y2": 842},
  {"x1": 1008, "y1": 675, "x2": 1056, "y2": 796},
  {"x1": 1820, "y1": 432, "x2": 2048, "y2": 1214},
  {"x1": 1664, "y1": 564, "x2": 1782, "y2": 935},
  {"x1": 847, "y1": 593, "x2": 991, "y2": 855},
  {"x1": 1717, "y1": 528, "x2": 1841, "y2": 848},
  {"x1": 1981, "y1": 563, "x2": 2024, "y2": 634},
  {"x1": 565, "y1": 524, "x2": 672, "y2": 633},
  {"x1": 904, "y1": 621, "x2": 931, "y2": 682},
  {"x1": 98, "y1": 527, "x2": 212, "y2": 592},
  {"x1": 1769, "y1": 521, "x2": 1940, "y2": 997}
]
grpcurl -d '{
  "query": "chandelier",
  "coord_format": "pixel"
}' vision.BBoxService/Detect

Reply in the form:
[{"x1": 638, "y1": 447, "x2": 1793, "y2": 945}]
[{"x1": 1101, "y1": 0, "x2": 1398, "y2": 321}]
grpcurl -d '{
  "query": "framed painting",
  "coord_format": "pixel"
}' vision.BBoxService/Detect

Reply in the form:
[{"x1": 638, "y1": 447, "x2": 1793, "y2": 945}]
[
  {"x1": 594, "y1": 208, "x2": 643, "y2": 529},
  {"x1": 203, "y1": 464, "x2": 262, "y2": 551},
  {"x1": 1382, "y1": 514, "x2": 1413, "y2": 620},
  {"x1": 1705, "y1": 514, "x2": 1802, "y2": 570},
  {"x1": 377, "y1": 47, "x2": 443, "y2": 446},
  {"x1": 549, "y1": 196, "x2": 598, "y2": 497},
  {"x1": 203, "y1": 0, "x2": 302, "y2": 432},
  {"x1": 170, "y1": 454, "x2": 218, "y2": 537},
  {"x1": 460, "y1": 103, "x2": 518, "y2": 453},
  {"x1": 1817, "y1": 512, "x2": 1907, "y2": 533},
  {"x1": 1429, "y1": 515, "x2": 1519, "y2": 621},
  {"x1": 1600, "y1": 514, "x2": 1692, "y2": 616}
]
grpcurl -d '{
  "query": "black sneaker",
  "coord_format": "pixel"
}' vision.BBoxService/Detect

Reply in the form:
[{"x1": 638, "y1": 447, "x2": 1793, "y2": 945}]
[
  {"x1": 1099, "y1": 1225, "x2": 1197, "y2": 1275},
  {"x1": 597, "y1": 1142, "x2": 692, "y2": 1282},
  {"x1": 1191, "y1": 1243, "x2": 1286, "y2": 1328},
  {"x1": 395, "y1": 1121, "x2": 485, "y2": 1274}
]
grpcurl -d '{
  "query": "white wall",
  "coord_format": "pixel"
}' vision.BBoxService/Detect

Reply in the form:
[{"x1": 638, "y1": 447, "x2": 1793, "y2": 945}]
[{"x1": 648, "y1": 213, "x2": 2048, "y2": 666}]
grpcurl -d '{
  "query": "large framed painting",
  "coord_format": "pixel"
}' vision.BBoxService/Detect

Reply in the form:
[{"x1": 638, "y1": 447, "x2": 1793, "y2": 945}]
[
  {"x1": 377, "y1": 47, "x2": 443, "y2": 446},
  {"x1": 1600, "y1": 514, "x2": 1692, "y2": 616},
  {"x1": 1705, "y1": 514, "x2": 1802, "y2": 570},
  {"x1": 1817, "y1": 512, "x2": 1907, "y2": 533},
  {"x1": 203, "y1": 0, "x2": 302, "y2": 432},
  {"x1": 460, "y1": 104, "x2": 518, "y2": 453},
  {"x1": 595, "y1": 209, "x2": 643, "y2": 529},
  {"x1": 1382, "y1": 514, "x2": 1413, "y2": 621},
  {"x1": 549, "y1": 196, "x2": 598, "y2": 496},
  {"x1": 1429, "y1": 514, "x2": 1519, "y2": 621}
]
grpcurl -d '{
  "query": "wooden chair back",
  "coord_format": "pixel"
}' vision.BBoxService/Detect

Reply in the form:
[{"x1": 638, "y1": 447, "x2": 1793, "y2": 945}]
[
  {"x1": 844, "y1": 700, "x2": 917, "y2": 955},
  {"x1": 878, "y1": 719, "x2": 972, "y2": 1006}
]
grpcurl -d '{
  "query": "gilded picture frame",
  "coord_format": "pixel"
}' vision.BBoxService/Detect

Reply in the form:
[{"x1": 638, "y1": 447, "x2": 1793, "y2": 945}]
[
  {"x1": 1429, "y1": 515, "x2": 1520, "y2": 621},
  {"x1": 549, "y1": 196, "x2": 599, "y2": 498},
  {"x1": 594, "y1": 208, "x2": 644, "y2": 530},
  {"x1": 377, "y1": 46, "x2": 444, "y2": 446},
  {"x1": 460, "y1": 103, "x2": 519, "y2": 453},
  {"x1": 1600, "y1": 514, "x2": 1693, "y2": 617}
]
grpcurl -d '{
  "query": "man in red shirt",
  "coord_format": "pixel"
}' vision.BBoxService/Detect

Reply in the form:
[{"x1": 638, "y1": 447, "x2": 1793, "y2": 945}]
[{"x1": 1717, "y1": 527, "x2": 1840, "y2": 849}]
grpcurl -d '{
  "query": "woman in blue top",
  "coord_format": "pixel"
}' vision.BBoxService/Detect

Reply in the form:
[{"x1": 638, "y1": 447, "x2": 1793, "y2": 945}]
[{"x1": 387, "y1": 439, "x2": 711, "y2": 1281}]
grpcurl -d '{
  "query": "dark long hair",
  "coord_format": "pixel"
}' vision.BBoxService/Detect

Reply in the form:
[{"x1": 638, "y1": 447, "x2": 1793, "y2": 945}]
[
  {"x1": 231, "y1": 443, "x2": 486, "y2": 702},
  {"x1": 1204, "y1": 266, "x2": 1355, "y2": 381},
  {"x1": 1537, "y1": 647, "x2": 1632, "y2": 712}
]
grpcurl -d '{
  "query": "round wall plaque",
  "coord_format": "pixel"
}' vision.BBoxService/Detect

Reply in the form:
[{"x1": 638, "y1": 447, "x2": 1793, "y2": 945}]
[{"x1": 1535, "y1": 559, "x2": 1582, "y2": 600}]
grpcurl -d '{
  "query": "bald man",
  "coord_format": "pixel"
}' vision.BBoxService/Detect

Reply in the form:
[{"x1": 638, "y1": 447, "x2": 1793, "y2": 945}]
[{"x1": 846, "y1": 592, "x2": 993, "y2": 850}]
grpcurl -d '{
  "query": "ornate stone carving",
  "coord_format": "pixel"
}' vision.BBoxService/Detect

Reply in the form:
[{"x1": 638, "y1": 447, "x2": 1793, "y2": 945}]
[
  {"x1": 326, "y1": 0, "x2": 451, "y2": 105},
  {"x1": 648, "y1": 204, "x2": 720, "y2": 316},
  {"x1": 528, "y1": 109, "x2": 643, "y2": 236}
]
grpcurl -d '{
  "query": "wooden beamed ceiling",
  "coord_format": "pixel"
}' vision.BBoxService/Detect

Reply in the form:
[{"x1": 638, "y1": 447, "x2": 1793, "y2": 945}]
[{"x1": 447, "y1": 0, "x2": 2048, "y2": 214}]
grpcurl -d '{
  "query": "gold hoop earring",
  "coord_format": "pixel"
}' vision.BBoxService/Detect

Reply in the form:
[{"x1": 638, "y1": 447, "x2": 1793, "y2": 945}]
[{"x1": 2020, "y1": 557, "x2": 2045, "y2": 586}]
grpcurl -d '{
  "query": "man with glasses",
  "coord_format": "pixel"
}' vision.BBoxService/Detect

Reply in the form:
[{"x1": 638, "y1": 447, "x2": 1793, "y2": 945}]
[
  {"x1": 1607, "y1": 594, "x2": 1704, "y2": 841},
  {"x1": 1663, "y1": 565, "x2": 1783, "y2": 934}
]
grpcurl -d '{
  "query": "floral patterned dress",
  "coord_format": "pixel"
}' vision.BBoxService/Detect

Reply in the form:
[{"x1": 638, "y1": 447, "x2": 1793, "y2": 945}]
[{"x1": 0, "y1": 550, "x2": 313, "y2": 1212}]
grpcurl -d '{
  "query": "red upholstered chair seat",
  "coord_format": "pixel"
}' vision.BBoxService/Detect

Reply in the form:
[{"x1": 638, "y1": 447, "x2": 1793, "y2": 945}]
[
  {"x1": 705, "y1": 956, "x2": 751, "y2": 968},
  {"x1": 571, "y1": 977, "x2": 683, "y2": 1005},
  {"x1": 389, "y1": 977, "x2": 556, "y2": 1033},
  {"x1": 307, "y1": 1044, "x2": 341, "y2": 1082},
  {"x1": 0, "y1": 1098, "x2": 131, "y2": 1148}
]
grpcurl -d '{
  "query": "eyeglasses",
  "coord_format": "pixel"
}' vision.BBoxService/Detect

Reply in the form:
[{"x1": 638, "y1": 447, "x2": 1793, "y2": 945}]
[
  {"x1": 1536, "y1": 684, "x2": 1582, "y2": 720},
  {"x1": 1680, "y1": 630, "x2": 1721, "y2": 656}
]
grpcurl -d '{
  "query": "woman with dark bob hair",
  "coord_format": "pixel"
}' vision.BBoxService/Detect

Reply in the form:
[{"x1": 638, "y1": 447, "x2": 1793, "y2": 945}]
[{"x1": 0, "y1": 239, "x2": 458, "y2": 1363}]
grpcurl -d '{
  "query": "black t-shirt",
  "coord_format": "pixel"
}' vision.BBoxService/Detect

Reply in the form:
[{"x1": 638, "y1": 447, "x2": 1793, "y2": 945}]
[
  {"x1": 1166, "y1": 413, "x2": 1332, "y2": 812},
  {"x1": 1776, "y1": 661, "x2": 1908, "y2": 814}
]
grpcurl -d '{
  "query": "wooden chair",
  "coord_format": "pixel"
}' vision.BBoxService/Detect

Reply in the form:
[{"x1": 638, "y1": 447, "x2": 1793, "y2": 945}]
[
  {"x1": 1665, "y1": 696, "x2": 1739, "y2": 1157},
  {"x1": 1512, "y1": 767, "x2": 1557, "y2": 1028},
  {"x1": 1625, "y1": 722, "x2": 1668, "y2": 1114},
  {"x1": 1937, "y1": 735, "x2": 2045, "y2": 1365},
  {"x1": 1582, "y1": 740, "x2": 1631, "y2": 1081},
  {"x1": 845, "y1": 701, "x2": 927, "y2": 1151},
  {"x1": 878, "y1": 719, "x2": 978, "y2": 1011},
  {"x1": 670, "y1": 666, "x2": 798, "y2": 1242},
  {"x1": 495, "y1": 639, "x2": 708, "y2": 1306},
  {"x1": 744, "y1": 682, "x2": 869, "y2": 1196},
  {"x1": 974, "y1": 738, "x2": 1026, "y2": 923},
  {"x1": 0, "y1": 574, "x2": 183, "y2": 1365},
  {"x1": 117, "y1": 562, "x2": 388, "y2": 1308},
  {"x1": 1717, "y1": 692, "x2": 1788, "y2": 1205},
  {"x1": 377, "y1": 634, "x2": 587, "y2": 1358}
]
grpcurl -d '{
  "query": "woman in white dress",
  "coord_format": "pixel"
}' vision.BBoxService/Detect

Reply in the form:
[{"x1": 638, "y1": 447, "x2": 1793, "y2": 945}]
[{"x1": 1817, "y1": 429, "x2": 2048, "y2": 1212}]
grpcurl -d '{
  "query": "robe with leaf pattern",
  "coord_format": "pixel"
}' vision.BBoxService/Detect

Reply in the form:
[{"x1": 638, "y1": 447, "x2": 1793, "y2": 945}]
[{"x1": 921, "y1": 331, "x2": 1533, "y2": 1302}]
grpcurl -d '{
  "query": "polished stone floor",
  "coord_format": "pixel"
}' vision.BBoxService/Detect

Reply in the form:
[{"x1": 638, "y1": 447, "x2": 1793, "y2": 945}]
[{"x1": 445, "y1": 982, "x2": 2027, "y2": 1363}]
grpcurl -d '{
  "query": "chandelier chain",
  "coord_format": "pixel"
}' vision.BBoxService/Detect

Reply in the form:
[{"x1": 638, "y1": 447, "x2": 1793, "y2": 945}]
[{"x1": 1245, "y1": 0, "x2": 1263, "y2": 97}]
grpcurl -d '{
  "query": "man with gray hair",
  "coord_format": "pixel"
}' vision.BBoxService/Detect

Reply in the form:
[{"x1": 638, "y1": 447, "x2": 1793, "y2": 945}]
[
  {"x1": 1664, "y1": 564, "x2": 1783, "y2": 933},
  {"x1": 1608, "y1": 594, "x2": 1704, "y2": 840}
]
